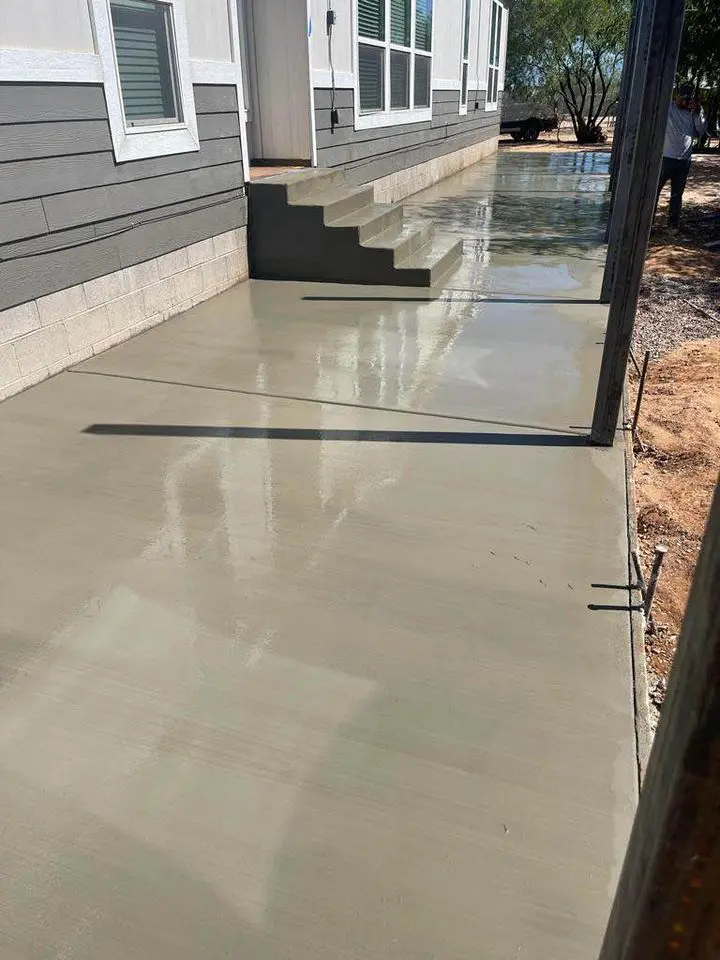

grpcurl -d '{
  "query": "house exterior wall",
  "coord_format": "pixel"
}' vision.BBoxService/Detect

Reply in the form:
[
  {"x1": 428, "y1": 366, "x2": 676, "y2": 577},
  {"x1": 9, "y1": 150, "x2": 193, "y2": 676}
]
[
  {"x1": 314, "y1": 87, "x2": 501, "y2": 185},
  {"x1": 0, "y1": 0, "x2": 248, "y2": 401},
  {"x1": 309, "y1": 0, "x2": 507, "y2": 186},
  {"x1": 0, "y1": 84, "x2": 247, "y2": 314},
  {"x1": 0, "y1": 0, "x2": 95, "y2": 53}
]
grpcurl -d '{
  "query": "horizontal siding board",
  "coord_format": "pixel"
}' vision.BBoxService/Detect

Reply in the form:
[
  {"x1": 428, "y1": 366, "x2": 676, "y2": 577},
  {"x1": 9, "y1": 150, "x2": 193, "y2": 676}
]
[
  {"x1": 314, "y1": 107, "x2": 355, "y2": 132},
  {"x1": 0, "y1": 194, "x2": 247, "y2": 311},
  {"x1": 1, "y1": 223, "x2": 98, "y2": 260},
  {"x1": 333, "y1": 124, "x2": 498, "y2": 184},
  {"x1": 196, "y1": 111, "x2": 241, "y2": 140},
  {"x1": 0, "y1": 83, "x2": 247, "y2": 312},
  {"x1": 114, "y1": 195, "x2": 246, "y2": 268},
  {"x1": 44, "y1": 161, "x2": 245, "y2": 229},
  {"x1": 1, "y1": 137, "x2": 243, "y2": 204},
  {"x1": 0, "y1": 198, "x2": 49, "y2": 244},
  {"x1": 193, "y1": 84, "x2": 238, "y2": 114},
  {"x1": 0, "y1": 84, "x2": 108, "y2": 124},
  {"x1": 313, "y1": 88, "x2": 354, "y2": 110},
  {"x1": 0, "y1": 120, "x2": 113, "y2": 162},
  {"x1": 314, "y1": 87, "x2": 498, "y2": 178}
]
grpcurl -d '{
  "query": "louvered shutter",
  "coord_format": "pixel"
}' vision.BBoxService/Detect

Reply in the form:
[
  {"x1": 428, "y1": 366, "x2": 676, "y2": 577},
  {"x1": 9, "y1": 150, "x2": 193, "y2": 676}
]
[
  {"x1": 111, "y1": 0, "x2": 179, "y2": 125},
  {"x1": 358, "y1": 0, "x2": 385, "y2": 40}
]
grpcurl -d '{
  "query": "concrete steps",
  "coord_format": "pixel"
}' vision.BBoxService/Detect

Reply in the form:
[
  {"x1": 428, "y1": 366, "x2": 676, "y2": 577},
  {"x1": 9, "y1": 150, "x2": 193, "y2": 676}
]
[{"x1": 248, "y1": 169, "x2": 463, "y2": 287}]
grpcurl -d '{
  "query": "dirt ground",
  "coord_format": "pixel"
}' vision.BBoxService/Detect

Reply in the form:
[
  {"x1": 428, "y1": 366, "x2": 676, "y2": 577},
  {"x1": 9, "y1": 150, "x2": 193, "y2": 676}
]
[{"x1": 631, "y1": 153, "x2": 720, "y2": 724}]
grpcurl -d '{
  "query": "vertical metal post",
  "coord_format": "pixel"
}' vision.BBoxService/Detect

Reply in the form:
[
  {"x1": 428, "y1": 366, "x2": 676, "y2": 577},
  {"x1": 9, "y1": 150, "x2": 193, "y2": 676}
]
[
  {"x1": 631, "y1": 349, "x2": 651, "y2": 435},
  {"x1": 644, "y1": 543, "x2": 668, "y2": 618},
  {"x1": 591, "y1": 0, "x2": 686, "y2": 447},
  {"x1": 608, "y1": 0, "x2": 642, "y2": 194},
  {"x1": 598, "y1": 481, "x2": 720, "y2": 960},
  {"x1": 602, "y1": 0, "x2": 656, "y2": 298}
]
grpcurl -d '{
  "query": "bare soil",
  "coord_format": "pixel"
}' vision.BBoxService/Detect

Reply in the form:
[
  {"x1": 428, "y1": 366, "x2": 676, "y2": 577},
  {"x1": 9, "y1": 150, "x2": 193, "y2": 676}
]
[{"x1": 630, "y1": 154, "x2": 720, "y2": 726}]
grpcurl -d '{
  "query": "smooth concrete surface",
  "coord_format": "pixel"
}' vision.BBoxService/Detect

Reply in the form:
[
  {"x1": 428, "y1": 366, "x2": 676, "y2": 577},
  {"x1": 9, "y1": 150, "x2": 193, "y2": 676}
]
[{"x1": 0, "y1": 152, "x2": 636, "y2": 959}]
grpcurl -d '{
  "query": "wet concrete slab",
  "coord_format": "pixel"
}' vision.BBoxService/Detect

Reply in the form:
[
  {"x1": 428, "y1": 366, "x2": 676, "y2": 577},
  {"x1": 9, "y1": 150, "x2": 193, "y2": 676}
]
[{"x1": 0, "y1": 151, "x2": 636, "y2": 959}]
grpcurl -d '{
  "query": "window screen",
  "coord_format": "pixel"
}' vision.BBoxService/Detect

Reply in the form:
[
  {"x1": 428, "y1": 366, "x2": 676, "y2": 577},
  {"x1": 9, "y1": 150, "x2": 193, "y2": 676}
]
[
  {"x1": 390, "y1": 50, "x2": 410, "y2": 108},
  {"x1": 359, "y1": 43, "x2": 385, "y2": 112},
  {"x1": 414, "y1": 54, "x2": 431, "y2": 107},
  {"x1": 110, "y1": 0, "x2": 181, "y2": 126}
]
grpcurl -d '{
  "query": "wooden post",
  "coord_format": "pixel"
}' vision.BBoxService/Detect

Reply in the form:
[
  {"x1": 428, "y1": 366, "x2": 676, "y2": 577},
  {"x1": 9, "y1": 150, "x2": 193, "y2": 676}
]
[
  {"x1": 599, "y1": 480, "x2": 720, "y2": 959},
  {"x1": 590, "y1": 0, "x2": 686, "y2": 446}
]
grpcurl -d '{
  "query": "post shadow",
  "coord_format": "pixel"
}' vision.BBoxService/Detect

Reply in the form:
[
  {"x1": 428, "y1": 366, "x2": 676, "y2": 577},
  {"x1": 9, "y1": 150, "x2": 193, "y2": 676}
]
[{"x1": 83, "y1": 424, "x2": 589, "y2": 446}]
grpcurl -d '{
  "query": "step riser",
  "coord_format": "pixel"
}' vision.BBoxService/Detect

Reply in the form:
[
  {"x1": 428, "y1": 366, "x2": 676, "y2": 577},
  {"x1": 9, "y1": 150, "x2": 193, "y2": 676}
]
[
  {"x1": 430, "y1": 241, "x2": 464, "y2": 285},
  {"x1": 284, "y1": 169, "x2": 347, "y2": 202},
  {"x1": 390, "y1": 224, "x2": 435, "y2": 265},
  {"x1": 356, "y1": 206, "x2": 404, "y2": 242},
  {"x1": 318, "y1": 188, "x2": 376, "y2": 223}
]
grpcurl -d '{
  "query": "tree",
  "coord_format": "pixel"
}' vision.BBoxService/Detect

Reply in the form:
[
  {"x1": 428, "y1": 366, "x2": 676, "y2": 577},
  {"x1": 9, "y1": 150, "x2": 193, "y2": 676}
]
[
  {"x1": 677, "y1": 0, "x2": 720, "y2": 140},
  {"x1": 677, "y1": 0, "x2": 720, "y2": 92},
  {"x1": 505, "y1": 0, "x2": 631, "y2": 144}
]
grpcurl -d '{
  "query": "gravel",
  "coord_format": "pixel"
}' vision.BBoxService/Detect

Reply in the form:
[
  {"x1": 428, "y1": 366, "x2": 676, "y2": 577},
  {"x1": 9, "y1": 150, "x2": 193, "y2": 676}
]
[{"x1": 634, "y1": 273, "x2": 720, "y2": 358}]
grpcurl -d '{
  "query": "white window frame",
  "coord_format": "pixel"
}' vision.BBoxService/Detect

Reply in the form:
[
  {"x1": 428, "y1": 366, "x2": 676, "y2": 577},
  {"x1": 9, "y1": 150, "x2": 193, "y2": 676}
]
[
  {"x1": 90, "y1": 0, "x2": 199, "y2": 162},
  {"x1": 485, "y1": 0, "x2": 503, "y2": 112},
  {"x1": 459, "y1": 0, "x2": 472, "y2": 116},
  {"x1": 354, "y1": 0, "x2": 433, "y2": 130}
]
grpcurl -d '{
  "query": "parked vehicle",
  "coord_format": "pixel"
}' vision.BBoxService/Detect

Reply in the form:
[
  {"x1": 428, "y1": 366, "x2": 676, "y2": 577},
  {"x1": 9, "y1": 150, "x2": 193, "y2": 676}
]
[{"x1": 500, "y1": 101, "x2": 558, "y2": 142}]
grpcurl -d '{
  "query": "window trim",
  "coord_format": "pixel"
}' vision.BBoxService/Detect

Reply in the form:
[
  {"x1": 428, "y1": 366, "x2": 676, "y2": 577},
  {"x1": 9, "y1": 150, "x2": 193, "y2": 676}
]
[
  {"x1": 90, "y1": 0, "x2": 199, "y2": 162},
  {"x1": 485, "y1": 0, "x2": 504, "y2": 112},
  {"x1": 354, "y1": 0, "x2": 434, "y2": 130},
  {"x1": 459, "y1": 0, "x2": 472, "y2": 115}
]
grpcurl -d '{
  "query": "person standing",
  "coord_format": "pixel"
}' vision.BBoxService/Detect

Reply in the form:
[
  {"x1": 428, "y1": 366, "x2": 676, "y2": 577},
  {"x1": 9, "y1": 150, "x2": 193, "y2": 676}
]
[{"x1": 656, "y1": 84, "x2": 706, "y2": 228}]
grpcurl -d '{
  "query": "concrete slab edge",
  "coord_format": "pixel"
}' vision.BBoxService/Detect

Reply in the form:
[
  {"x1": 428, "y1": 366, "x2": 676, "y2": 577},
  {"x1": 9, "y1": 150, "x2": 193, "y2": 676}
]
[{"x1": 622, "y1": 384, "x2": 653, "y2": 789}]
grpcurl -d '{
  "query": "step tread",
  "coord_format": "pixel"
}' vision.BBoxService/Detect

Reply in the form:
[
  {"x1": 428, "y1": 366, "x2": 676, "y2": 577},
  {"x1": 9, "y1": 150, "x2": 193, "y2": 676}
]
[
  {"x1": 328, "y1": 202, "x2": 401, "y2": 229},
  {"x1": 251, "y1": 168, "x2": 336, "y2": 190},
  {"x1": 396, "y1": 235, "x2": 463, "y2": 270},
  {"x1": 361, "y1": 221, "x2": 432, "y2": 251}
]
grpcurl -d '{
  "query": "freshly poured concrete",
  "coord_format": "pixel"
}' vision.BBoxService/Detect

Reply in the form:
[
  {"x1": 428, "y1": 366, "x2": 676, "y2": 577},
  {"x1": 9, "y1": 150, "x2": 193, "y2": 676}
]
[{"x1": 0, "y1": 152, "x2": 636, "y2": 959}]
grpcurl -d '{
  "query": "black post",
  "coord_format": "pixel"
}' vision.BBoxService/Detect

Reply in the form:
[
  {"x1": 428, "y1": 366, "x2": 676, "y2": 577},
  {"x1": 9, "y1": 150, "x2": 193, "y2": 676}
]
[
  {"x1": 598, "y1": 481, "x2": 720, "y2": 960},
  {"x1": 608, "y1": 0, "x2": 642, "y2": 195},
  {"x1": 590, "y1": 0, "x2": 686, "y2": 447},
  {"x1": 602, "y1": 0, "x2": 656, "y2": 299}
]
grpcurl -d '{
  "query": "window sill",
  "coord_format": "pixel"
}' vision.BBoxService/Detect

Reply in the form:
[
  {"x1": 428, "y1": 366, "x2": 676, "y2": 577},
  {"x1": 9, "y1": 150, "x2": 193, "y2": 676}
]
[
  {"x1": 355, "y1": 107, "x2": 432, "y2": 130},
  {"x1": 114, "y1": 124, "x2": 200, "y2": 162}
]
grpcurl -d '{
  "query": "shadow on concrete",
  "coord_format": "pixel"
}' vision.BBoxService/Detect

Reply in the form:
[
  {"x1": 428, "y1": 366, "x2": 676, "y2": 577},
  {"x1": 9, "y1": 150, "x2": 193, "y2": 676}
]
[
  {"x1": 83, "y1": 424, "x2": 589, "y2": 446},
  {"x1": 70, "y1": 370, "x2": 583, "y2": 436},
  {"x1": 302, "y1": 295, "x2": 601, "y2": 305}
]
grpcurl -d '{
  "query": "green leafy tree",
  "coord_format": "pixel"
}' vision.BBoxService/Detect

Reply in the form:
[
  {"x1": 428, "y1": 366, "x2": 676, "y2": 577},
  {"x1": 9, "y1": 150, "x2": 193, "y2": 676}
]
[
  {"x1": 505, "y1": 0, "x2": 630, "y2": 143},
  {"x1": 677, "y1": 0, "x2": 720, "y2": 138}
]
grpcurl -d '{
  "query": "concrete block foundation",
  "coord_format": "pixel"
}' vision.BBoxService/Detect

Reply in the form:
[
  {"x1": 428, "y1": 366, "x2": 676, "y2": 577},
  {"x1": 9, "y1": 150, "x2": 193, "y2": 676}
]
[{"x1": 0, "y1": 228, "x2": 248, "y2": 402}]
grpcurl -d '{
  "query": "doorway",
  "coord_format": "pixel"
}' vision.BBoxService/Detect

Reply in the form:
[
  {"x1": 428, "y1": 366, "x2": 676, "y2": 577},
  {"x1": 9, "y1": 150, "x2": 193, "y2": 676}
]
[{"x1": 240, "y1": 0, "x2": 313, "y2": 165}]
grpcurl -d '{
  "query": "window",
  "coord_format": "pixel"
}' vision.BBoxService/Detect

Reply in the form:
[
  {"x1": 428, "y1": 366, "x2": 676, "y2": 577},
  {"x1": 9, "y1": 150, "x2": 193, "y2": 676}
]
[
  {"x1": 460, "y1": 0, "x2": 471, "y2": 110},
  {"x1": 486, "y1": 0, "x2": 503, "y2": 110},
  {"x1": 89, "y1": 0, "x2": 199, "y2": 162},
  {"x1": 110, "y1": 0, "x2": 182, "y2": 126},
  {"x1": 357, "y1": 0, "x2": 433, "y2": 122}
]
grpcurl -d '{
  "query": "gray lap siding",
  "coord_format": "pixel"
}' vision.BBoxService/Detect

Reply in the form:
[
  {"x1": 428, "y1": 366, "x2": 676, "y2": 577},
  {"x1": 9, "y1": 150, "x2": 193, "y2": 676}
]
[
  {"x1": 0, "y1": 84, "x2": 247, "y2": 311},
  {"x1": 314, "y1": 88, "x2": 500, "y2": 185}
]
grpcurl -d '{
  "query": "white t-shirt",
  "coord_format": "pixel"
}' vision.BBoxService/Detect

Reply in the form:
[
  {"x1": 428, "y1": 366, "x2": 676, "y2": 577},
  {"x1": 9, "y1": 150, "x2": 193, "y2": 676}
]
[{"x1": 663, "y1": 102, "x2": 707, "y2": 161}]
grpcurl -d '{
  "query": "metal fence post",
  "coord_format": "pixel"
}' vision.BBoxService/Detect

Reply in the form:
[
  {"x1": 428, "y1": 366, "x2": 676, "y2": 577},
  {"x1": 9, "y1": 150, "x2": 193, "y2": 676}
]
[{"x1": 591, "y1": 0, "x2": 687, "y2": 446}]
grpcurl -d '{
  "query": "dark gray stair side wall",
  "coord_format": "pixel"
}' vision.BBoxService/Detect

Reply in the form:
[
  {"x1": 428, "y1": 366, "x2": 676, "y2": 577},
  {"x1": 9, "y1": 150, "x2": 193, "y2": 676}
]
[
  {"x1": 248, "y1": 185, "x2": 401, "y2": 284},
  {"x1": 0, "y1": 83, "x2": 247, "y2": 311},
  {"x1": 314, "y1": 88, "x2": 501, "y2": 185}
]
